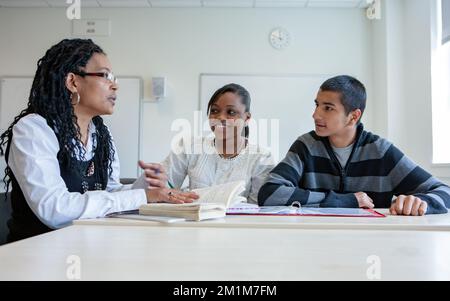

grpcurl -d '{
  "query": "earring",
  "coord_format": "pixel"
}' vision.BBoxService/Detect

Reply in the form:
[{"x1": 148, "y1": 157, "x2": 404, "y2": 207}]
[{"x1": 71, "y1": 92, "x2": 80, "y2": 105}]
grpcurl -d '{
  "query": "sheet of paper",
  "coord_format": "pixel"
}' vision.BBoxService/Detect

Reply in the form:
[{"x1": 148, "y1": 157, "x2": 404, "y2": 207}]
[
  {"x1": 298, "y1": 207, "x2": 382, "y2": 216},
  {"x1": 192, "y1": 181, "x2": 245, "y2": 207},
  {"x1": 227, "y1": 201, "x2": 259, "y2": 211},
  {"x1": 110, "y1": 214, "x2": 186, "y2": 223},
  {"x1": 227, "y1": 204, "x2": 293, "y2": 214}
]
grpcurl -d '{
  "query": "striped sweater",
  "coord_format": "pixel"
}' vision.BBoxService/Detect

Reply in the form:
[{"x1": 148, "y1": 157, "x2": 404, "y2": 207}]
[{"x1": 258, "y1": 124, "x2": 450, "y2": 214}]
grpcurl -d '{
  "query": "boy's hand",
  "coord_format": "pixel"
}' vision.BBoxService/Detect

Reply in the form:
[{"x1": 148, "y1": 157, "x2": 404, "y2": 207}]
[
  {"x1": 138, "y1": 160, "x2": 168, "y2": 189},
  {"x1": 390, "y1": 195, "x2": 427, "y2": 216},
  {"x1": 354, "y1": 192, "x2": 374, "y2": 209}
]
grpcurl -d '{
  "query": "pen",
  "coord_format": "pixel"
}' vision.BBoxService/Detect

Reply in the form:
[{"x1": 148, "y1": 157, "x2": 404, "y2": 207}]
[{"x1": 155, "y1": 168, "x2": 174, "y2": 189}]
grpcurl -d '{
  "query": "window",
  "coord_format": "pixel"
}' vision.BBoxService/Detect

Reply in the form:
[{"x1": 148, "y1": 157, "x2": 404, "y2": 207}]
[
  {"x1": 432, "y1": 0, "x2": 450, "y2": 164},
  {"x1": 442, "y1": 0, "x2": 450, "y2": 44}
]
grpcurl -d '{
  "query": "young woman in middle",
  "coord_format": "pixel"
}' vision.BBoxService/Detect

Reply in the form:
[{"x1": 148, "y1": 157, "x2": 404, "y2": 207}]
[{"x1": 162, "y1": 83, "x2": 274, "y2": 204}]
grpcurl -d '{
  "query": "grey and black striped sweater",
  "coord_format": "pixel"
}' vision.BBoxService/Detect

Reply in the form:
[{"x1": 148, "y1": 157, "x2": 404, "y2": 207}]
[{"x1": 258, "y1": 124, "x2": 450, "y2": 214}]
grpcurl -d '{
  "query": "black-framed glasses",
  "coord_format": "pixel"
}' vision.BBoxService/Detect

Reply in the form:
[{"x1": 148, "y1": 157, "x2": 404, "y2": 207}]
[{"x1": 73, "y1": 70, "x2": 118, "y2": 84}]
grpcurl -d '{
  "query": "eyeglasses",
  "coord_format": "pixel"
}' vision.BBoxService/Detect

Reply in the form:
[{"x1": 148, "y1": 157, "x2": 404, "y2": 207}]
[{"x1": 73, "y1": 70, "x2": 118, "y2": 84}]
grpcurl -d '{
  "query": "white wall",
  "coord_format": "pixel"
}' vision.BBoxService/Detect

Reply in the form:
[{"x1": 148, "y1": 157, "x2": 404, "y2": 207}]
[
  {"x1": 0, "y1": 7, "x2": 372, "y2": 167},
  {"x1": 371, "y1": 0, "x2": 450, "y2": 184}
]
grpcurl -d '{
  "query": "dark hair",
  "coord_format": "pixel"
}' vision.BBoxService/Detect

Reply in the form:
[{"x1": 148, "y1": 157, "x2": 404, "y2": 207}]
[
  {"x1": 207, "y1": 83, "x2": 251, "y2": 139},
  {"x1": 0, "y1": 38, "x2": 115, "y2": 195},
  {"x1": 320, "y1": 75, "x2": 366, "y2": 120}
]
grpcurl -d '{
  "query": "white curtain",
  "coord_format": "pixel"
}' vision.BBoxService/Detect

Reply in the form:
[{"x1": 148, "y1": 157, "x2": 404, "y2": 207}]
[{"x1": 443, "y1": 0, "x2": 450, "y2": 44}]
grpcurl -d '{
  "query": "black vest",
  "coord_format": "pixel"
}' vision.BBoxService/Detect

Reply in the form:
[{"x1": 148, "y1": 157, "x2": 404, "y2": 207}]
[{"x1": 7, "y1": 142, "x2": 107, "y2": 243}]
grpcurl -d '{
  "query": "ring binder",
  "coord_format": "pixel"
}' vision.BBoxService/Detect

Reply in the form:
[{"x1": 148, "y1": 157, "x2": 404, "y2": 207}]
[{"x1": 291, "y1": 201, "x2": 301, "y2": 208}]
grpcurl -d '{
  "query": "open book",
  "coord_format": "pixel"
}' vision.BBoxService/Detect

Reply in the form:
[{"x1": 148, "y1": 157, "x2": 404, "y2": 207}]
[{"x1": 138, "y1": 180, "x2": 246, "y2": 221}]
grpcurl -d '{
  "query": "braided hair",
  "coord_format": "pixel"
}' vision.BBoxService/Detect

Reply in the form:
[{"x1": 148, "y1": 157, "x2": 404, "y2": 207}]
[{"x1": 0, "y1": 38, "x2": 115, "y2": 195}]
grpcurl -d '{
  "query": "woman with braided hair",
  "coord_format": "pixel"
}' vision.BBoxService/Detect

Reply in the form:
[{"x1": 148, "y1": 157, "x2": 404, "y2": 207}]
[{"x1": 0, "y1": 39, "x2": 198, "y2": 242}]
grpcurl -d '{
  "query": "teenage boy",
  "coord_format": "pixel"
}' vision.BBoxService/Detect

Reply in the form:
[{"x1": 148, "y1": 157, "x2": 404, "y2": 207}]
[{"x1": 258, "y1": 75, "x2": 450, "y2": 215}]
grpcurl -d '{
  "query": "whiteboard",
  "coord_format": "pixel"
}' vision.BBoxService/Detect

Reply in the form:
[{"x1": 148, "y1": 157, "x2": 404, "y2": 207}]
[
  {"x1": 200, "y1": 73, "x2": 332, "y2": 162},
  {"x1": 0, "y1": 76, "x2": 142, "y2": 192}
]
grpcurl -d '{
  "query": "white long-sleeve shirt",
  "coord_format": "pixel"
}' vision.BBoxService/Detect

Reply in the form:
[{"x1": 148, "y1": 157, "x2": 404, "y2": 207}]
[
  {"x1": 7, "y1": 114, "x2": 147, "y2": 229},
  {"x1": 161, "y1": 135, "x2": 275, "y2": 204}
]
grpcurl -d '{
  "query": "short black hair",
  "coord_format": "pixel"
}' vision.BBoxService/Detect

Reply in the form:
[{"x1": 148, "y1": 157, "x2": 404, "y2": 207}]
[{"x1": 320, "y1": 75, "x2": 366, "y2": 117}]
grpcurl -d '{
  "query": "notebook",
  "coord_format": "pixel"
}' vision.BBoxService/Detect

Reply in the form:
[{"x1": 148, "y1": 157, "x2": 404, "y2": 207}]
[{"x1": 226, "y1": 204, "x2": 385, "y2": 218}]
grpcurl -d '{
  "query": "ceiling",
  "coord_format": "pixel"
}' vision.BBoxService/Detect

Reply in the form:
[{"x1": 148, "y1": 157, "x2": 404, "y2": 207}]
[{"x1": 0, "y1": 0, "x2": 372, "y2": 9}]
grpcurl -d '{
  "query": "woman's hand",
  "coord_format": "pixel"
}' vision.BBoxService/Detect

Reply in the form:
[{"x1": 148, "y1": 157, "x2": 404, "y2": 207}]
[
  {"x1": 138, "y1": 160, "x2": 168, "y2": 189},
  {"x1": 145, "y1": 188, "x2": 199, "y2": 204}
]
